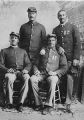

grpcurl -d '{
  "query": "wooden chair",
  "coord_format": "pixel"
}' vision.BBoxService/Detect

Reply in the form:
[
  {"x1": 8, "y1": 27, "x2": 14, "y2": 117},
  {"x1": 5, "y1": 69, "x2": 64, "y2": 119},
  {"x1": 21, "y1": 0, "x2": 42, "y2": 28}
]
[{"x1": 39, "y1": 80, "x2": 61, "y2": 109}]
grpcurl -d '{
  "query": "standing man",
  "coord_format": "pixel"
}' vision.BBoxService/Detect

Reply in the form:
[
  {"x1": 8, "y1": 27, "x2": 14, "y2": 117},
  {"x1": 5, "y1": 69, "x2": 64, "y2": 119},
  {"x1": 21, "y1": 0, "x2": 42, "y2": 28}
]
[
  {"x1": 0, "y1": 32, "x2": 31, "y2": 112},
  {"x1": 52, "y1": 9, "x2": 81, "y2": 111},
  {"x1": 19, "y1": 7, "x2": 46, "y2": 73},
  {"x1": 30, "y1": 34, "x2": 68, "y2": 115}
]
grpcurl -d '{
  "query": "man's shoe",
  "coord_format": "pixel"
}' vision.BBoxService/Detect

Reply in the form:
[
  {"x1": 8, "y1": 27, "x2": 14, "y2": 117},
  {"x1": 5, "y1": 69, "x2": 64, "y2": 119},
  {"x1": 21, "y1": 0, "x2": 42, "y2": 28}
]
[
  {"x1": 66, "y1": 104, "x2": 73, "y2": 115},
  {"x1": 16, "y1": 103, "x2": 23, "y2": 112},
  {"x1": 48, "y1": 107, "x2": 55, "y2": 115},
  {"x1": 7, "y1": 104, "x2": 13, "y2": 109},
  {"x1": 35, "y1": 105, "x2": 43, "y2": 111},
  {"x1": 42, "y1": 108, "x2": 48, "y2": 115}
]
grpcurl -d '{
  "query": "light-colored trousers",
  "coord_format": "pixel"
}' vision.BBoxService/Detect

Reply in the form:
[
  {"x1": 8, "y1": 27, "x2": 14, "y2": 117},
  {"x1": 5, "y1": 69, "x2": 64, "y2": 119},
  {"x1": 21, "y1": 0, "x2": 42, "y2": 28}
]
[
  {"x1": 4, "y1": 72, "x2": 30, "y2": 104},
  {"x1": 30, "y1": 75, "x2": 58, "y2": 107}
]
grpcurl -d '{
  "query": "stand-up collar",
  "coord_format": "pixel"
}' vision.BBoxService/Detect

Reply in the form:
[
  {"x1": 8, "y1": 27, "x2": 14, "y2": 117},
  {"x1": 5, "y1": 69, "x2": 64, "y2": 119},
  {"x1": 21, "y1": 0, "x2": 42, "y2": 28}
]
[
  {"x1": 60, "y1": 18, "x2": 68, "y2": 27},
  {"x1": 28, "y1": 21, "x2": 37, "y2": 26}
]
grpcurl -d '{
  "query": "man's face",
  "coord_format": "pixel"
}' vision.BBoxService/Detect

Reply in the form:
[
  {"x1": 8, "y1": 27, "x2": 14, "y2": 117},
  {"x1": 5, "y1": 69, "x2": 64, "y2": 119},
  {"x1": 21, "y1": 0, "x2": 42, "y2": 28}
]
[
  {"x1": 28, "y1": 12, "x2": 37, "y2": 21},
  {"x1": 10, "y1": 35, "x2": 19, "y2": 46},
  {"x1": 48, "y1": 37, "x2": 57, "y2": 48},
  {"x1": 58, "y1": 11, "x2": 67, "y2": 24}
]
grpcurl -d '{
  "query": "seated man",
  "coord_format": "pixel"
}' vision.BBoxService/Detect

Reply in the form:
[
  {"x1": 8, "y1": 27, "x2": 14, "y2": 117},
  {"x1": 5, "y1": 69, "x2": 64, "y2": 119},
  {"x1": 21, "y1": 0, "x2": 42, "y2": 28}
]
[
  {"x1": 30, "y1": 34, "x2": 68, "y2": 115},
  {"x1": 0, "y1": 32, "x2": 31, "y2": 112}
]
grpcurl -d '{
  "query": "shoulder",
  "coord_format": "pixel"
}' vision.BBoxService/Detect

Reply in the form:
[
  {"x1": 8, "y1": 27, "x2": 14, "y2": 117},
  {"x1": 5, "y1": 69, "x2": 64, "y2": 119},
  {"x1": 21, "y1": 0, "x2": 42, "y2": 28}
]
[
  {"x1": 0, "y1": 47, "x2": 10, "y2": 54},
  {"x1": 60, "y1": 53, "x2": 67, "y2": 60},
  {"x1": 36, "y1": 22, "x2": 46, "y2": 30},
  {"x1": 53, "y1": 25, "x2": 60, "y2": 32},
  {"x1": 18, "y1": 47, "x2": 26, "y2": 53},
  {"x1": 67, "y1": 22, "x2": 78, "y2": 29},
  {"x1": 20, "y1": 22, "x2": 29, "y2": 29}
]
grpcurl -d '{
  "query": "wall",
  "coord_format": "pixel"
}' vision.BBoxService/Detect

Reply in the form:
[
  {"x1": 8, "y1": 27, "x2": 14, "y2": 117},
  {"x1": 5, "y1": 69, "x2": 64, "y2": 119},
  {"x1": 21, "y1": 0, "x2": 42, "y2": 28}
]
[{"x1": 0, "y1": 1, "x2": 60, "y2": 50}]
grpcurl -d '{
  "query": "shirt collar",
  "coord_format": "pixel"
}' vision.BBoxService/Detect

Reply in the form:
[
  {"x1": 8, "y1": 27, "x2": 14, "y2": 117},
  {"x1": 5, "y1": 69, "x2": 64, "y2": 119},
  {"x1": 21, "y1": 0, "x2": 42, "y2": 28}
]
[{"x1": 48, "y1": 46, "x2": 56, "y2": 51}]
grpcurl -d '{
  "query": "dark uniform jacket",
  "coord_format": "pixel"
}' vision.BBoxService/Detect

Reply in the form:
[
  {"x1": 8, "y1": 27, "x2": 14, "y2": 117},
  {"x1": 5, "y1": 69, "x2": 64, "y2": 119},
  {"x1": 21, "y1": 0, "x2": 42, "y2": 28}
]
[
  {"x1": 37, "y1": 47, "x2": 68, "y2": 79},
  {"x1": 0, "y1": 46, "x2": 31, "y2": 73},
  {"x1": 19, "y1": 21, "x2": 46, "y2": 65},
  {"x1": 52, "y1": 22, "x2": 81, "y2": 62}
]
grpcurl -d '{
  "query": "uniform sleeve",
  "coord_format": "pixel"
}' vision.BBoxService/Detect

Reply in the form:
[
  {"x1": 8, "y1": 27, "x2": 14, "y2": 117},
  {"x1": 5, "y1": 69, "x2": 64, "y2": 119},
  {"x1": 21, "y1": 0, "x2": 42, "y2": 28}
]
[
  {"x1": 0, "y1": 49, "x2": 8, "y2": 73},
  {"x1": 23, "y1": 50, "x2": 32, "y2": 73},
  {"x1": 19, "y1": 26, "x2": 24, "y2": 48},
  {"x1": 55, "y1": 54, "x2": 68, "y2": 78},
  {"x1": 41, "y1": 25, "x2": 47, "y2": 48},
  {"x1": 72, "y1": 25, "x2": 81, "y2": 60}
]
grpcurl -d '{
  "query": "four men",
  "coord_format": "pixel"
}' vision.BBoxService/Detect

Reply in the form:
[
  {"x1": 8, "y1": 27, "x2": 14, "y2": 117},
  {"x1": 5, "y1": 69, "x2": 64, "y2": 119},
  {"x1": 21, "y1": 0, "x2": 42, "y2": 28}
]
[{"x1": 0, "y1": 7, "x2": 81, "y2": 114}]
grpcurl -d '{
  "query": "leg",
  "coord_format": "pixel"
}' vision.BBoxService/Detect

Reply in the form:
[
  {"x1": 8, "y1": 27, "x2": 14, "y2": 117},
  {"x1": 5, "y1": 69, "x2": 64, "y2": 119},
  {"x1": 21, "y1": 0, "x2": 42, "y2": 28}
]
[
  {"x1": 30, "y1": 75, "x2": 43, "y2": 106},
  {"x1": 45, "y1": 75, "x2": 58, "y2": 107},
  {"x1": 20, "y1": 74, "x2": 30, "y2": 104},
  {"x1": 66, "y1": 74, "x2": 73, "y2": 105},
  {"x1": 42, "y1": 75, "x2": 58, "y2": 115},
  {"x1": 16, "y1": 73, "x2": 30, "y2": 112},
  {"x1": 5, "y1": 73, "x2": 16, "y2": 105},
  {"x1": 65, "y1": 74, "x2": 73, "y2": 113},
  {"x1": 81, "y1": 67, "x2": 84, "y2": 104}
]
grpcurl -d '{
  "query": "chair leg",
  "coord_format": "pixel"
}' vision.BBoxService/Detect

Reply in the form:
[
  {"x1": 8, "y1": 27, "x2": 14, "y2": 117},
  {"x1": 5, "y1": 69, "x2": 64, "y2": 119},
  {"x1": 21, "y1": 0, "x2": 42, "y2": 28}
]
[
  {"x1": 53, "y1": 84, "x2": 61, "y2": 109},
  {"x1": 53, "y1": 91, "x2": 55, "y2": 109}
]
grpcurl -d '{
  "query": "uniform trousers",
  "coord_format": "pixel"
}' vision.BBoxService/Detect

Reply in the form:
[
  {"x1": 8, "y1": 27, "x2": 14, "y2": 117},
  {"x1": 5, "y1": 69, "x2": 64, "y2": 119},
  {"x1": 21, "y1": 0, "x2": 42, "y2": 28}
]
[
  {"x1": 30, "y1": 75, "x2": 58, "y2": 107},
  {"x1": 3, "y1": 72, "x2": 30, "y2": 105}
]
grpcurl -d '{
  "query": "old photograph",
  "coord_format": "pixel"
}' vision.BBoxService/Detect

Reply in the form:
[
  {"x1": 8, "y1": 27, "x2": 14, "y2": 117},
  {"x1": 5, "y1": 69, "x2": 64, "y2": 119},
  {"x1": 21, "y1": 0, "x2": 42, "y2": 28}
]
[{"x1": 0, "y1": 0, "x2": 84, "y2": 120}]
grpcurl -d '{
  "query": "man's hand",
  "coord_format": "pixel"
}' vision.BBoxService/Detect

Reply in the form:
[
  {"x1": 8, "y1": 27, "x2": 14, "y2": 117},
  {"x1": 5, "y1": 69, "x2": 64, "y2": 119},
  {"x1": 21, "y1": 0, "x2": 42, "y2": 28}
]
[
  {"x1": 22, "y1": 69, "x2": 28, "y2": 74},
  {"x1": 73, "y1": 59, "x2": 79, "y2": 66},
  {"x1": 34, "y1": 69, "x2": 41, "y2": 76},
  {"x1": 7, "y1": 68, "x2": 15, "y2": 73},
  {"x1": 23, "y1": 73, "x2": 30, "y2": 80},
  {"x1": 68, "y1": 61, "x2": 72, "y2": 69},
  {"x1": 48, "y1": 71, "x2": 56, "y2": 76},
  {"x1": 59, "y1": 47, "x2": 65, "y2": 55},
  {"x1": 40, "y1": 49, "x2": 46, "y2": 55}
]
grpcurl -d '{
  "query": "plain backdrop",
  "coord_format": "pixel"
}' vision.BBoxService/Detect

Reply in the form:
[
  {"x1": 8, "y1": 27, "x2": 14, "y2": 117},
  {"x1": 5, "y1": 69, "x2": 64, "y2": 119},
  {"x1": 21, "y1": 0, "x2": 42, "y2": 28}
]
[{"x1": 0, "y1": 1, "x2": 60, "y2": 50}]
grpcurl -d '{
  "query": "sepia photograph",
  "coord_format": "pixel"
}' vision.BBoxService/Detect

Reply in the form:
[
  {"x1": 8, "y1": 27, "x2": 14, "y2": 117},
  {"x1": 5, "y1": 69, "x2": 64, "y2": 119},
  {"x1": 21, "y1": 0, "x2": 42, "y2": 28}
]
[{"x1": 0, "y1": 0, "x2": 84, "y2": 120}]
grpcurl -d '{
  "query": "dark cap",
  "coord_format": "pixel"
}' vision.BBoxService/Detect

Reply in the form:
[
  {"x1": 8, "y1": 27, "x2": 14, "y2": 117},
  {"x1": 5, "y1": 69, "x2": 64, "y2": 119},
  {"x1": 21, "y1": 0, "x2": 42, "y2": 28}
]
[
  {"x1": 47, "y1": 34, "x2": 57, "y2": 39},
  {"x1": 27, "y1": 7, "x2": 37, "y2": 13},
  {"x1": 10, "y1": 32, "x2": 20, "y2": 39}
]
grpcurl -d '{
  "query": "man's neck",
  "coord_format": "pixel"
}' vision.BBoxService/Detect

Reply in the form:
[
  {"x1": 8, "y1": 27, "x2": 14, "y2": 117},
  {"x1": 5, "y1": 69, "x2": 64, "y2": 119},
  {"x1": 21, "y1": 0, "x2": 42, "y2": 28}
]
[
  {"x1": 60, "y1": 18, "x2": 68, "y2": 26},
  {"x1": 48, "y1": 46, "x2": 56, "y2": 50},
  {"x1": 29, "y1": 20, "x2": 36, "y2": 24}
]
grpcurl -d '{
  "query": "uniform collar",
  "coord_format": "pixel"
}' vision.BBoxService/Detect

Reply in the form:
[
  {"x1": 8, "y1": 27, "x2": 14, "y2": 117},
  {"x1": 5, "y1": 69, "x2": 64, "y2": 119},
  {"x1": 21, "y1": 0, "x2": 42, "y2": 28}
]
[
  {"x1": 28, "y1": 21, "x2": 37, "y2": 26},
  {"x1": 60, "y1": 18, "x2": 68, "y2": 27},
  {"x1": 10, "y1": 45, "x2": 18, "y2": 48}
]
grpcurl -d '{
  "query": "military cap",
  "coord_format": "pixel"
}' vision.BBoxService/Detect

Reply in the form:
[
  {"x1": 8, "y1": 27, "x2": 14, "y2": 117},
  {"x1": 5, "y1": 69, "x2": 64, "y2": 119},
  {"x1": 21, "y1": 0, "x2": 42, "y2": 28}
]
[
  {"x1": 27, "y1": 7, "x2": 37, "y2": 13},
  {"x1": 10, "y1": 32, "x2": 20, "y2": 39},
  {"x1": 47, "y1": 34, "x2": 57, "y2": 39}
]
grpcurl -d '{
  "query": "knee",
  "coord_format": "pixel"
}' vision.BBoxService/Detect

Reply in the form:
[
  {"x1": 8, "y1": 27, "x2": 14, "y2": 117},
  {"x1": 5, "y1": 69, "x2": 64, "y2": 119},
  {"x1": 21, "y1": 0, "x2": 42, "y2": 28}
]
[
  {"x1": 5, "y1": 73, "x2": 16, "y2": 82},
  {"x1": 67, "y1": 74, "x2": 73, "y2": 82},
  {"x1": 30, "y1": 75, "x2": 39, "y2": 83},
  {"x1": 47, "y1": 75, "x2": 58, "y2": 84},
  {"x1": 23, "y1": 74, "x2": 30, "y2": 82}
]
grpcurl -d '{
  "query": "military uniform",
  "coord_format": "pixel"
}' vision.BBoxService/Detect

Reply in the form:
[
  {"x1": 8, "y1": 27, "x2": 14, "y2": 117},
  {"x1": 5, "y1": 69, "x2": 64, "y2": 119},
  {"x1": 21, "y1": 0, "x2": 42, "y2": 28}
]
[
  {"x1": 52, "y1": 22, "x2": 81, "y2": 104},
  {"x1": 52, "y1": 22, "x2": 80, "y2": 61},
  {"x1": 19, "y1": 21, "x2": 46, "y2": 67},
  {"x1": 0, "y1": 46, "x2": 31, "y2": 105}
]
